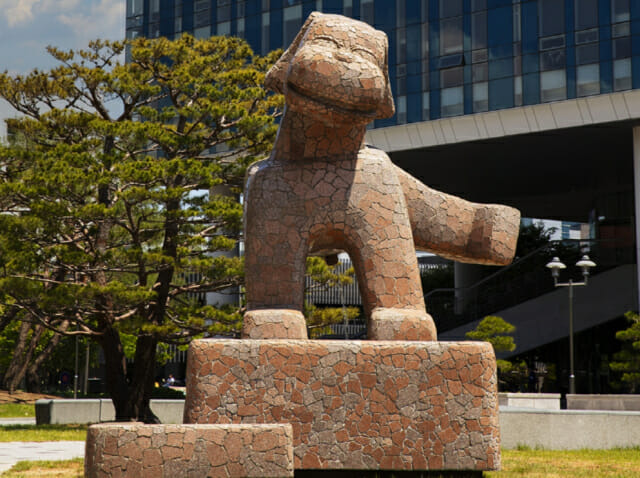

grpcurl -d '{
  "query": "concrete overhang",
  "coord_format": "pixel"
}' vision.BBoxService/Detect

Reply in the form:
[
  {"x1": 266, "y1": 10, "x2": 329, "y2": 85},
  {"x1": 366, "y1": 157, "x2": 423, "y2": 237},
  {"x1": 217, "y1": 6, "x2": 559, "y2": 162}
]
[
  {"x1": 366, "y1": 90, "x2": 640, "y2": 152},
  {"x1": 366, "y1": 91, "x2": 640, "y2": 222}
]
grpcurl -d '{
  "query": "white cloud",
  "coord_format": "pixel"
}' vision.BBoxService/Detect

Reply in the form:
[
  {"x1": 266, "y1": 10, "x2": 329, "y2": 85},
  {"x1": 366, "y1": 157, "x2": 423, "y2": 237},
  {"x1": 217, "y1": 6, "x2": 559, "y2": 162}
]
[
  {"x1": 57, "y1": 0, "x2": 125, "y2": 41},
  {"x1": 2, "y1": 0, "x2": 40, "y2": 27}
]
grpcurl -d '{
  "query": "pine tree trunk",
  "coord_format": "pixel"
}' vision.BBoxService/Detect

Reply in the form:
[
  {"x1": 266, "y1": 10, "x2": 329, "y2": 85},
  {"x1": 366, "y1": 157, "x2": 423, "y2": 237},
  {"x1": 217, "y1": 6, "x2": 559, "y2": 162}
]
[
  {"x1": 99, "y1": 326, "x2": 159, "y2": 423},
  {"x1": 3, "y1": 321, "x2": 31, "y2": 392},
  {"x1": 25, "y1": 321, "x2": 69, "y2": 393}
]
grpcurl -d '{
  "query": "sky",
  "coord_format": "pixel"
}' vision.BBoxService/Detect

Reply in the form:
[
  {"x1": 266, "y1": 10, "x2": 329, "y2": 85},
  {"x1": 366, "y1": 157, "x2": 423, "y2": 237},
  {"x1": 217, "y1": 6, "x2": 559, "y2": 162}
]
[{"x1": 0, "y1": 0, "x2": 126, "y2": 139}]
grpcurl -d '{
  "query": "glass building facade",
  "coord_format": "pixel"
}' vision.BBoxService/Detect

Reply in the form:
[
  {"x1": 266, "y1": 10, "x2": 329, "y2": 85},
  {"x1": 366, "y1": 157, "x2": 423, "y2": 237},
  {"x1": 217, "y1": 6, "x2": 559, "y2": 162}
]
[{"x1": 126, "y1": 0, "x2": 640, "y2": 128}]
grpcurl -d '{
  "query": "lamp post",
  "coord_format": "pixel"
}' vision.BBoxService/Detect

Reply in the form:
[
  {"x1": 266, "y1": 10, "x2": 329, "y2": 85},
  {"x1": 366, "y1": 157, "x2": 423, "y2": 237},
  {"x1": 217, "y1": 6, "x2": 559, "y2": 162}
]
[{"x1": 545, "y1": 255, "x2": 596, "y2": 395}]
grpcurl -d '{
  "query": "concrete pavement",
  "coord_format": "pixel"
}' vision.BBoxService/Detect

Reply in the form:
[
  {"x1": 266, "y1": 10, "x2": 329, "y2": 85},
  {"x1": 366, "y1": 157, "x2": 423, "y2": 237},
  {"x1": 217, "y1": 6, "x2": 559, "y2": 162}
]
[{"x1": 0, "y1": 441, "x2": 85, "y2": 473}]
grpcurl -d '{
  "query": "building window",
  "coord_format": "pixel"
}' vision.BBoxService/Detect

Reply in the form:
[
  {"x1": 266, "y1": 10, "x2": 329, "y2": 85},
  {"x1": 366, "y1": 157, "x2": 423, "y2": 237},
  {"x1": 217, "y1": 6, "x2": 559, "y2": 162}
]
[
  {"x1": 262, "y1": 0, "x2": 270, "y2": 12},
  {"x1": 575, "y1": 0, "x2": 598, "y2": 31},
  {"x1": 397, "y1": 96, "x2": 407, "y2": 124},
  {"x1": 361, "y1": 0, "x2": 373, "y2": 25},
  {"x1": 422, "y1": 92, "x2": 430, "y2": 120},
  {"x1": 473, "y1": 82, "x2": 488, "y2": 112},
  {"x1": 127, "y1": 0, "x2": 143, "y2": 17},
  {"x1": 195, "y1": 25, "x2": 210, "y2": 38},
  {"x1": 538, "y1": 0, "x2": 565, "y2": 37},
  {"x1": 612, "y1": 0, "x2": 630, "y2": 23},
  {"x1": 397, "y1": 0, "x2": 406, "y2": 27},
  {"x1": 614, "y1": 58, "x2": 632, "y2": 91},
  {"x1": 613, "y1": 38, "x2": 631, "y2": 59},
  {"x1": 343, "y1": 0, "x2": 353, "y2": 17},
  {"x1": 284, "y1": 5, "x2": 303, "y2": 47},
  {"x1": 472, "y1": 11, "x2": 487, "y2": 50},
  {"x1": 237, "y1": 17, "x2": 245, "y2": 38},
  {"x1": 540, "y1": 49, "x2": 566, "y2": 71},
  {"x1": 471, "y1": 0, "x2": 486, "y2": 12},
  {"x1": 576, "y1": 64, "x2": 600, "y2": 96},
  {"x1": 440, "y1": 17, "x2": 463, "y2": 55},
  {"x1": 576, "y1": 43, "x2": 599, "y2": 64},
  {"x1": 540, "y1": 70, "x2": 566, "y2": 102},
  {"x1": 441, "y1": 87, "x2": 463, "y2": 117},
  {"x1": 216, "y1": 22, "x2": 230, "y2": 36},
  {"x1": 149, "y1": 0, "x2": 160, "y2": 21},
  {"x1": 440, "y1": 0, "x2": 463, "y2": 56},
  {"x1": 472, "y1": 63, "x2": 488, "y2": 82},
  {"x1": 440, "y1": 0, "x2": 462, "y2": 18},
  {"x1": 397, "y1": 28, "x2": 407, "y2": 65},
  {"x1": 194, "y1": 3, "x2": 210, "y2": 29},
  {"x1": 217, "y1": 0, "x2": 231, "y2": 23}
]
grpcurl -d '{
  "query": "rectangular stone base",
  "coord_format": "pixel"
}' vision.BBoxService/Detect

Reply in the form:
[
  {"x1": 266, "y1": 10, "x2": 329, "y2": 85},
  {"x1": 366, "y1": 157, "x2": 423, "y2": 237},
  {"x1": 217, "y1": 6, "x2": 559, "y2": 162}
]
[
  {"x1": 85, "y1": 423, "x2": 294, "y2": 478},
  {"x1": 184, "y1": 340, "x2": 500, "y2": 471}
]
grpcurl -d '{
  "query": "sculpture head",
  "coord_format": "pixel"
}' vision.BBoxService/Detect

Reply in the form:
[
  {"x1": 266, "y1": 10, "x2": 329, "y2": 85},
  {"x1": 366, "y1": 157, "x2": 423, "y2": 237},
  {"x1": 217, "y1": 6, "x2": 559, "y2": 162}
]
[{"x1": 265, "y1": 12, "x2": 395, "y2": 124}]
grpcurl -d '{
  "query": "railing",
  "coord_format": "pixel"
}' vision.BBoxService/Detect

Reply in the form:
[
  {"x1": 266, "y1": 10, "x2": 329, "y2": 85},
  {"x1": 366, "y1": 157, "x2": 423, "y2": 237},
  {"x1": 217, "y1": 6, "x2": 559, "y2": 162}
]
[
  {"x1": 425, "y1": 239, "x2": 634, "y2": 332},
  {"x1": 306, "y1": 260, "x2": 441, "y2": 306}
]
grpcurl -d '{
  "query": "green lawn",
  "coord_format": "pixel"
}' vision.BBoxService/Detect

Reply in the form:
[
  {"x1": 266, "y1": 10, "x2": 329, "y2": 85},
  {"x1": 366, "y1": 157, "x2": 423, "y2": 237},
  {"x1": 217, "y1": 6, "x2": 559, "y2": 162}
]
[
  {"x1": 0, "y1": 458, "x2": 83, "y2": 477},
  {"x1": 0, "y1": 424, "x2": 87, "y2": 442},
  {"x1": 487, "y1": 448, "x2": 640, "y2": 477},
  {"x1": 0, "y1": 403, "x2": 34, "y2": 418}
]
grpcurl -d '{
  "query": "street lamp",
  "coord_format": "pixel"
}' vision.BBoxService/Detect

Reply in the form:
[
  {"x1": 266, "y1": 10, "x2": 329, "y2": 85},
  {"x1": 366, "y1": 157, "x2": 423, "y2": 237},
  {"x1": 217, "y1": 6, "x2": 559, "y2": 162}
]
[{"x1": 545, "y1": 255, "x2": 596, "y2": 394}]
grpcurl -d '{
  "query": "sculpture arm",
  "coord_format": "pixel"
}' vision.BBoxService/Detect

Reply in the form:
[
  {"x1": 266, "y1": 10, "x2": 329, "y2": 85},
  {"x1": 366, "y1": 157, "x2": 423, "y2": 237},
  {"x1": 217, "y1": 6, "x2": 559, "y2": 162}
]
[{"x1": 396, "y1": 166, "x2": 520, "y2": 265}]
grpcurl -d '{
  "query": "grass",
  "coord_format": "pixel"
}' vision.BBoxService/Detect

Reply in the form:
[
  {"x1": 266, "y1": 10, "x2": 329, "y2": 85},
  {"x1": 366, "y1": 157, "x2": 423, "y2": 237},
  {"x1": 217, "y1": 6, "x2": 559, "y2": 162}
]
[
  {"x1": 0, "y1": 458, "x2": 83, "y2": 477},
  {"x1": 486, "y1": 447, "x2": 640, "y2": 477},
  {"x1": 0, "y1": 425, "x2": 87, "y2": 442},
  {"x1": 0, "y1": 404, "x2": 35, "y2": 418}
]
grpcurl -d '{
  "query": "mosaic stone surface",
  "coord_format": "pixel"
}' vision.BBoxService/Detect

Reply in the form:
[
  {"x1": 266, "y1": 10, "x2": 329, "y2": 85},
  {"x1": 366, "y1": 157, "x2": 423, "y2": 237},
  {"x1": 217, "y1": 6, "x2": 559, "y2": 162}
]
[
  {"x1": 84, "y1": 423, "x2": 294, "y2": 478},
  {"x1": 243, "y1": 12, "x2": 520, "y2": 340},
  {"x1": 184, "y1": 339, "x2": 501, "y2": 471}
]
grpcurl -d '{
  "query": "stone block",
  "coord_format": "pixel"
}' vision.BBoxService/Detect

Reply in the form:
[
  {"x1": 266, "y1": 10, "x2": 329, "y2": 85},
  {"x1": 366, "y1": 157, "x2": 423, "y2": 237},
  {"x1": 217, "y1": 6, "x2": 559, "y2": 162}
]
[
  {"x1": 184, "y1": 339, "x2": 500, "y2": 471},
  {"x1": 85, "y1": 423, "x2": 294, "y2": 478}
]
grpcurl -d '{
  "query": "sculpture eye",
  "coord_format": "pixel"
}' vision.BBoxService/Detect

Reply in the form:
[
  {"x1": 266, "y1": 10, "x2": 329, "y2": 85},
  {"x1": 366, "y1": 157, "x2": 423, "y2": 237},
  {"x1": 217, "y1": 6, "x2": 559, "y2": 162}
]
[
  {"x1": 313, "y1": 36, "x2": 341, "y2": 48},
  {"x1": 353, "y1": 48, "x2": 378, "y2": 65}
]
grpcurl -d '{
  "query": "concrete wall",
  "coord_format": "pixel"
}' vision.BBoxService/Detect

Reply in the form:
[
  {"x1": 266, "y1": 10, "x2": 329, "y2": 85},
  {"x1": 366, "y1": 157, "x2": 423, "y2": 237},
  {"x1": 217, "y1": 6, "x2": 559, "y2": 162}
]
[
  {"x1": 500, "y1": 407, "x2": 640, "y2": 449},
  {"x1": 567, "y1": 394, "x2": 640, "y2": 411},
  {"x1": 35, "y1": 399, "x2": 185, "y2": 425},
  {"x1": 499, "y1": 393, "x2": 560, "y2": 410}
]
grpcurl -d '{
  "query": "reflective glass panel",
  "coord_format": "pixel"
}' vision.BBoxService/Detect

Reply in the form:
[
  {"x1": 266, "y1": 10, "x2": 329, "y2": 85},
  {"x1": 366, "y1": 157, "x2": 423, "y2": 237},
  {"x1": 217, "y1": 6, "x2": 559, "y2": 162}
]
[
  {"x1": 575, "y1": 0, "x2": 598, "y2": 30},
  {"x1": 577, "y1": 64, "x2": 600, "y2": 96},
  {"x1": 539, "y1": 0, "x2": 565, "y2": 37},
  {"x1": 540, "y1": 69, "x2": 567, "y2": 102},
  {"x1": 441, "y1": 86, "x2": 464, "y2": 117}
]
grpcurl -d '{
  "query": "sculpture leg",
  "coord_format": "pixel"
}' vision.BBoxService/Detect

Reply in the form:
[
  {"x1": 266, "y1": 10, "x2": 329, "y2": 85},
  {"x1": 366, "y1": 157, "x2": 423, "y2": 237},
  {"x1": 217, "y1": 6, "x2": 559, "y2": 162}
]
[
  {"x1": 243, "y1": 216, "x2": 309, "y2": 339},
  {"x1": 369, "y1": 308, "x2": 437, "y2": 341},
  {"x1": 347, "y1": 228, "x2": 437, "y2": 341}
]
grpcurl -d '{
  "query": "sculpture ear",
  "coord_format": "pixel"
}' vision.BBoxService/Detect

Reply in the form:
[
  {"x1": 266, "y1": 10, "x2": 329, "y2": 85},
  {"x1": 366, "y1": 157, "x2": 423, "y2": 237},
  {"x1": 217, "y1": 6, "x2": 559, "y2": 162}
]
[
  {"x1": 376, "y1": 36, "x2": 395, "y2": 119},
  {"x1": 265, "y1": 11, "x2": 322, "y2": 94}
]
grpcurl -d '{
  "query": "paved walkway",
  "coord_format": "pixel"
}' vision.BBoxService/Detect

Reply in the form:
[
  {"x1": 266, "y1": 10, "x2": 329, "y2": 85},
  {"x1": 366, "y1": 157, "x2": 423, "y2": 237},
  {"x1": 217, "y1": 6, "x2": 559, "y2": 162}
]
[
  {"x1": 0, "y1": 418, "x2": 84, "y2": 473},
  {"x1": 0, "y1": 441, "x2": 85, "y2": 473}
]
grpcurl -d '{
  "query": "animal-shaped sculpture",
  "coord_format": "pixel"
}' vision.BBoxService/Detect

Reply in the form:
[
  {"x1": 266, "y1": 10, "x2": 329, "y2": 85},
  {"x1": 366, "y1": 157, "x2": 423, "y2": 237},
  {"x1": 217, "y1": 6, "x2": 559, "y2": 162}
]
[{"x1": 243, "y1": 12, "x2": 520, "y2": 340}]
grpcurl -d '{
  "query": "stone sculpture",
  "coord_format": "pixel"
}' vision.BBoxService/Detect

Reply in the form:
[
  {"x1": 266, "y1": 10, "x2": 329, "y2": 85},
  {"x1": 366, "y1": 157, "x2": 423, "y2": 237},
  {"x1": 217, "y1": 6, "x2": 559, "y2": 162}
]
[{"x1": 243, "y1": 12, "x2": 520, "y2": 340}]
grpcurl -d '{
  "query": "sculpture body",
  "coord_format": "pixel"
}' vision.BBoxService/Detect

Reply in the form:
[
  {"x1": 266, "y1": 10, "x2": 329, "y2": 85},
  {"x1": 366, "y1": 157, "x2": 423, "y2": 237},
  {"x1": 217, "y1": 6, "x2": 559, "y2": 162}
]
[{"x1": 243, "y1": 12, "x2": 520, "y2": 340}]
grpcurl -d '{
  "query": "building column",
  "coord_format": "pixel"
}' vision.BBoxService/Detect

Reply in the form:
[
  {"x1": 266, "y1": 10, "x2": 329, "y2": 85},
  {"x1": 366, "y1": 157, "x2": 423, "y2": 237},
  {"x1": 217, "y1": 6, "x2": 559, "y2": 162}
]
[
  {"x1": 453, "y1": 262, "x2": 486, "y2": 315},
  {"x1": 632, "y1": 126, "x2": 640, "y2": 312}
]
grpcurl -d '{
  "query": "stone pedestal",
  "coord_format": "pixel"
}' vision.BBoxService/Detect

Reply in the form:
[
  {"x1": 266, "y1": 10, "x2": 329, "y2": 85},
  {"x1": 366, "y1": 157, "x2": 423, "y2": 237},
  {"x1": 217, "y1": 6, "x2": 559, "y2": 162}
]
[
  {"x1": 184, "y1": 339, "x2": 500, "y2": 471},
  {"x1": 85, "y1": 423, "x2": 294, "y2": 478}
]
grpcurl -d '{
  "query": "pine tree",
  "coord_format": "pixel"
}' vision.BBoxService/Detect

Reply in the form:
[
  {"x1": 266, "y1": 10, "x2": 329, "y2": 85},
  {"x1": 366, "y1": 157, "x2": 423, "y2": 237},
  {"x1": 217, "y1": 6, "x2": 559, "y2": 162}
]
[
  {"x1": 610, "y1": 311, "x2": 640, "y2": 393},
  {"x1": 0, "y1": 35, "x2": 282, "y2": 421},
  {"x1": 466, "y1": 315, "x2": 516, "y2": 373}
]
